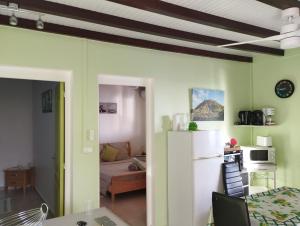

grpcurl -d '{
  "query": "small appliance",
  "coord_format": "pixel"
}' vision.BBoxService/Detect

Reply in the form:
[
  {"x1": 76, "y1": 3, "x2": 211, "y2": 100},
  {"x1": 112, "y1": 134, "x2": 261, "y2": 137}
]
[
  {"x1": 241, "y1": 146, "x2": 276, "y2": 168},
  {"x1": 238, "y1": 110, "x2": 264, "y2": 125},
  {"x1": 256, "y1": 136, "x2": 272, "y2": 147},
  {"x1": 238, "y1": 111, "x2": 252, "y2": 125},
  {"x1": 262, "y1": 108, "x2": 275, "y2": 125},
  {"x1": 251, "y1": 110, "x2": 264, "y2": 125}
]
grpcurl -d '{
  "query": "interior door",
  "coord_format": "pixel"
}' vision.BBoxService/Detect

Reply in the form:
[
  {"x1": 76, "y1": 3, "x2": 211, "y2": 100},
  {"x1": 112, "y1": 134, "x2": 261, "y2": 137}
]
[{"x1": 55, "y1": 82, "x2": 65, "y2": 216}]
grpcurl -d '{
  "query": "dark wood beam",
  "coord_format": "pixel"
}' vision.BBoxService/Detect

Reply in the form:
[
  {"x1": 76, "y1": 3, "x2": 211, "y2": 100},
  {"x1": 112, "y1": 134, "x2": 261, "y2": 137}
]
[
  {"x1": 0, "y1": 15, "x2": 252, "y2": 62},
  {"x1": 0, "y1": 0, "x2": 283, "y2": 56},
  {"x1": 256, "y1": 0, "x2": 300, "y2": 9},
  {"x1": 106, "y1": 0, "x2": 279, "y2": 38}
]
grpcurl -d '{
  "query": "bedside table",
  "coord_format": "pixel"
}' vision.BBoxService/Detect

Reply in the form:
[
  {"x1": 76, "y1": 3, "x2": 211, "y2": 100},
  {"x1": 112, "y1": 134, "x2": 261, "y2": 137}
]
[{"x1": 4, "y1": 167, "x2": 35, "y2": 194}]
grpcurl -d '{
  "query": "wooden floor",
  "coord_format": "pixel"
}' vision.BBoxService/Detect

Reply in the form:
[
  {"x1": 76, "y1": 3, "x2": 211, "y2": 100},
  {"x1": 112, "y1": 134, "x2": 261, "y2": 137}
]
[
  {"x1": 0, "y1": 187, "x2": 47, "y2": 219},
  {"x1": 100, "y1": 190, "x2": 147, "y2": 226}
]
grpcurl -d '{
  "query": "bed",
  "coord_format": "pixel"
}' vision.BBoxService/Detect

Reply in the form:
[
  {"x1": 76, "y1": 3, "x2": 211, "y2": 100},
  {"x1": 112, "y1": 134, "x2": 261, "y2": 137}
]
[{"x1": 100, "y1": 142, "x2": 146, "y2": 202}]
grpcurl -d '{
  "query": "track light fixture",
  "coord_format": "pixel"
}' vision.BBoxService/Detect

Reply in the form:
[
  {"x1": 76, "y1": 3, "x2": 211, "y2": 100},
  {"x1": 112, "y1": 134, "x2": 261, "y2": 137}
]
[
  {"x1": 6, "y1": 3, "x2": 18, "y2": 26},
  {"x1": 36, "y1": 16, "x2": 44, "y2": 30},
  {"x1": 9, "y1": 13, "x2": 18, "y2": 26},
  {"x1": 1, "y1": 3, "x2": 45, "y2": 29}
]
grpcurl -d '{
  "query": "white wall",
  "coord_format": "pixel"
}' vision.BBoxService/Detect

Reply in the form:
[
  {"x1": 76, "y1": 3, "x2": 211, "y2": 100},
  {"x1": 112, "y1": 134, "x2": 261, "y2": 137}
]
[
  {"x1": 32, "y1": 81, "x2": 58, "y2": 213},
  {"x1": 99, "y1": 85, "x2": 146, "y2": 155},
  {"x1": 0, "y1": 78, "x2": 33, "y2": 187}
]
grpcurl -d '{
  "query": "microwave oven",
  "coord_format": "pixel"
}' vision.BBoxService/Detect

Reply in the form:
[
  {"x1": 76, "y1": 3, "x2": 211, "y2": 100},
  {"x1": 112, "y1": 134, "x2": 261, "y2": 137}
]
[{"x1": 241, "y1": 146, "x2": 276, "y2": 166}]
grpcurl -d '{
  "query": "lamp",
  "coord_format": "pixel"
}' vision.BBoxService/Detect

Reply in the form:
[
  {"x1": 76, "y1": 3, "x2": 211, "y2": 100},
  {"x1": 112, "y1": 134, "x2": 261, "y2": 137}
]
[
  {"x1": 9, "y1": 13, "x2": 18, "y2": 26},
  {"x1": 36, "y1": 16, "x2": 44, "y2": 30},
  {"x1": 2, "y1": 3, "x2": 45, "y2": 29}
]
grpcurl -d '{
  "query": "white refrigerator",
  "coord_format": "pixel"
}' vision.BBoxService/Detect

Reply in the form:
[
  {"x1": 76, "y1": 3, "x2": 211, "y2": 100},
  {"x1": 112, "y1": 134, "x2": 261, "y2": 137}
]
[{"x1": 168, "y1": 130, "x2": 224, "y2": 226}]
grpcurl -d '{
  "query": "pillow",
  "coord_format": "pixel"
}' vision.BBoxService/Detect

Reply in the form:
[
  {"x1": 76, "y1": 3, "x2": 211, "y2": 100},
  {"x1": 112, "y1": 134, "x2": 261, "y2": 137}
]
[
  {"x1": 128, "y1": 163, "x2": 140, "y2": 171},
  {"x1": 99, "y1": 144, "x2": 104, "y2": 160},
  {"x1": 132, "y1": 158, "x2": 146, "y2": 170},
  {"x1": 115, "y1": 146, "x2": 130, "y2": 161},
  {"x1": 102, "y1": 145, "x2": 119, "y2": 162}
]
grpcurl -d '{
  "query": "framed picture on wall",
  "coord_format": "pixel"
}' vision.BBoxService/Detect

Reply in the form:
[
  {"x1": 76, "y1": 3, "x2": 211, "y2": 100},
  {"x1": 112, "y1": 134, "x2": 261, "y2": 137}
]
[
  {"x1": 99, "y1": 102, "x2": 117, "y2": 114},
  {"x1": 191, "y1": 88, "x2": 224, "y2": 121},
  {"x1": 42, "y1": 89, "x2": 53, "y2": 113}
]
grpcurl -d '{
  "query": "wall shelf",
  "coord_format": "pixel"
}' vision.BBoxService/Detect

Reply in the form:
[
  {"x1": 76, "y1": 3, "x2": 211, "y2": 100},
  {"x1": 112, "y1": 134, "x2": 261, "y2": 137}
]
[
  {"x1": 234, "y1": 125, "x2": 277, "y2": 128},
  {"x1": 234, "y1": 124, "x2": 278, "y2": 128}
]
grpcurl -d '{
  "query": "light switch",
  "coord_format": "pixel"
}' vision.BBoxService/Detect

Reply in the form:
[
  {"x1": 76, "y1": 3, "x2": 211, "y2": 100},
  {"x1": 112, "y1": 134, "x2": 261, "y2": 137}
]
[
  {"x1": 83, "y1": 147, "x2": 93, "y2": 153},
  {"x1": 87, "y1": 129, "x2": 95, "y2": 141}
]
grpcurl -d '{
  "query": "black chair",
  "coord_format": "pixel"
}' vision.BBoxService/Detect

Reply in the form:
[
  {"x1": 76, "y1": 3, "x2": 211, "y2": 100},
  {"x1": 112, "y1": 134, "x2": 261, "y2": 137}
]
[
  {"x1": 212, "y1": 192, "x2": 251, "y2": 226},
  {"x1": 222, "y1": 162, "x2": 244, "y2": 197}
]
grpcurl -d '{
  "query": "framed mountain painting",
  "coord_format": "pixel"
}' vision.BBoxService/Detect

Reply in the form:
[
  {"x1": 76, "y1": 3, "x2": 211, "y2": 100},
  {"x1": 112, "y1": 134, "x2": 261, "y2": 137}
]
[{"x1": 191, "y1": 88, "x2": 224, "y2": 121}]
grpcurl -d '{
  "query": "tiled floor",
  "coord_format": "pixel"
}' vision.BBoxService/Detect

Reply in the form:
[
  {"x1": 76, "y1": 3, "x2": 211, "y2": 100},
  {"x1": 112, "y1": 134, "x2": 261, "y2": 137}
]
[
  {"x1": 0, "y1": 187, "x2": 47, "y2": 219},
  {"x1": 100, "y1": 190, "x2": 147, "y2": 226}
]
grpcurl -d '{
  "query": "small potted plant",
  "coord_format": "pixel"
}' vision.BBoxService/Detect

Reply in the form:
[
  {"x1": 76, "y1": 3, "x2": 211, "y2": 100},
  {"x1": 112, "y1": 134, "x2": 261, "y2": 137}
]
[{"x1": 188, "y1": 121, "x2": 198, "y2": 131}]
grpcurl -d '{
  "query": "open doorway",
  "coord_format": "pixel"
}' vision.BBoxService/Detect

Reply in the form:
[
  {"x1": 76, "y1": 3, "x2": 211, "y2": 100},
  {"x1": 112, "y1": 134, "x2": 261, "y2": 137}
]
[
  {"x1": 0, "y1": 78, "x2": 65, "y2": 219},
  {"x1": 99, "y1": 84, "x2": 147, "y2": 226},
  {"x1": 98, "y1": 75, "x2": 155, "y2": 226}
]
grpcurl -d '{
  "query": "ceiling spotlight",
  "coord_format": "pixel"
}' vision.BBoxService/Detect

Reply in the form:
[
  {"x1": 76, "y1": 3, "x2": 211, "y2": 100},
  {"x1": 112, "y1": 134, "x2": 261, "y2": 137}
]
[
  {"x1": 9, "y1": 13, "x2": 18, "y2": 26},
  {"x1": 36, "y1": 16, "x2": 44, "y2": 30}
]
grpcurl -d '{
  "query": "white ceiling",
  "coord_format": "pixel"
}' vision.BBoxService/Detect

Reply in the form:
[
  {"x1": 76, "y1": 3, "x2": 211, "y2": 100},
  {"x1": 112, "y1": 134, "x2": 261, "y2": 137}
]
[
  {"x1": 163, "y1": 0, "x2": 283, "y2": 31},
  {"x1": 1, "y1": 0, "x2": 286, "y2": 58}
]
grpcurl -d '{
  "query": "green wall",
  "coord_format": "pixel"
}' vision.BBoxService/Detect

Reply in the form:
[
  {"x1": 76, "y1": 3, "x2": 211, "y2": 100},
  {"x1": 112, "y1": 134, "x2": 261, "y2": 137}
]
[
  {"x1": 252, "y1": 49, "x2": 300, "y2": 189},
  {"x1": 0, "y1": 25, "x2": 252, "y2": 226}
]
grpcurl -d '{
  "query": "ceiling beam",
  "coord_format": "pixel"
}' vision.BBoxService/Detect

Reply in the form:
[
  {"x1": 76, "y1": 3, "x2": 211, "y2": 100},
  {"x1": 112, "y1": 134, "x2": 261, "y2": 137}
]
[
  {"x1": 106, "y1": 0, "x2": 279, "y2": 38},
  {"x1": 0, "y1": 15, "x2": 252, "y2": 62},
  {"x1": 1, "y1": 0, "x2": 283, "y2": 56},
  {"x1": 256, "y1": 0, "x2": 300, "y2": 9}
]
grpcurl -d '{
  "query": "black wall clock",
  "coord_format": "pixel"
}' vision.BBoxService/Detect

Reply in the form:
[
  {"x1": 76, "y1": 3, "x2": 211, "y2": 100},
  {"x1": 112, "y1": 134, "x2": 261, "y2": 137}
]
[{"x1": 275, "y1": 79, "x2": 295, "y2": 98}]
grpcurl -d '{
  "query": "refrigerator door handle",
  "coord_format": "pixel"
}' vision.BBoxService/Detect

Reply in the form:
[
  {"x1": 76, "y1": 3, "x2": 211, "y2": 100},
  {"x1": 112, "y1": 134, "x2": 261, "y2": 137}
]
[{"x1": 194, "y1": 154, "x2": 224, "y2": 160}]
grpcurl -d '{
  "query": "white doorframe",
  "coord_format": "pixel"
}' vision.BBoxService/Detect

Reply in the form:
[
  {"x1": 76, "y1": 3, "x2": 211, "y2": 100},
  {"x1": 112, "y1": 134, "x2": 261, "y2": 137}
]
[
  {"x1": 98, "y1": 75, "x2": 155, "y2": 226},
  {"x1": 0, "y1": 65, "x2": 73, "y2": 215}
]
